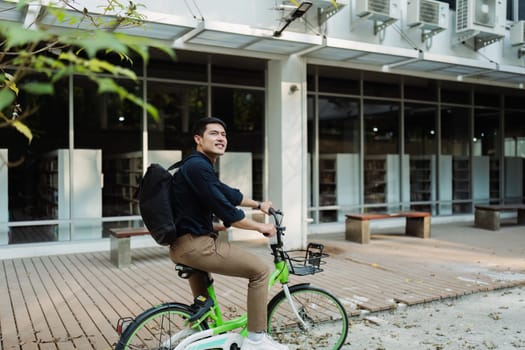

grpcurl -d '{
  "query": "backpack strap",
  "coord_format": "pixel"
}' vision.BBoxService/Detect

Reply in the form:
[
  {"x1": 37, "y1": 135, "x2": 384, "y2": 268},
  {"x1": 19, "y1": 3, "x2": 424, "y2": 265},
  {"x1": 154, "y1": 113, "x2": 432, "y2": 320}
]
[{"x1": 167, "y1": 159, "x2": 184, "y2": 171}]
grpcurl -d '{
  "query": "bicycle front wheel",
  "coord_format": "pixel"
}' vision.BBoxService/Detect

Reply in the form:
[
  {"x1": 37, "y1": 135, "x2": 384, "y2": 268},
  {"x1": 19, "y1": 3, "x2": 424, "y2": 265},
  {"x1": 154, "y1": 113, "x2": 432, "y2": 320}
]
[
  {"x1": 267, "y1": 284, "x2": 348, "y2": 350},
  {"x1": 116, "y1": 303, "x2": 207, "y2": 350}
]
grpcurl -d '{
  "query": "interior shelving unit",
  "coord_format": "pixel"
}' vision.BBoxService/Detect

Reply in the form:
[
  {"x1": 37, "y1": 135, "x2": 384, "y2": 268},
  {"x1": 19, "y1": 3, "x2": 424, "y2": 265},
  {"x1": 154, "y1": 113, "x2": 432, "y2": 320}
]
[
  {"x1": 489, "y1": 158, "x2": 499, "y2": 201},
  {"x1": 409, "y1": 155, "x2": 436, "y2": 212},
  {"x1": 452, "y1": 156, "x2": 471, "y2": 213},
  {"x1": 364, "y1": 154, "x2": 404, "y2": 212},
  {"x1": 364, "y1": 157, "x2": 386, "y2": 205},
  {"x1": 37, "y1": 149, "x2": 102, "y2": 240},
  {"x1": 319, "y1": 155, "x2": 337, "y2": 222},
  {"x1": 318, "y1": 154, "x2": 359, "y2": 222},
  {"x1": 103, "y1": 150, "x2": 180, "y2": 216}
]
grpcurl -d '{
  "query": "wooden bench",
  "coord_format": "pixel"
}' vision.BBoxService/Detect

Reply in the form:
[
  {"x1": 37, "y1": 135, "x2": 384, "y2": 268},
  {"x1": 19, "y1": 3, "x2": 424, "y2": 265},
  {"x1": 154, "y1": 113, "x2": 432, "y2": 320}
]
[
  {"x1": 345, "y1": 212, "x2": 431, "y2": 244},
  {"x1": 109, "y1": 227, "x2": 150, "y2": 268},
  {"x1": 474, "y1": 204, "x2": 525, "y2": 231}
]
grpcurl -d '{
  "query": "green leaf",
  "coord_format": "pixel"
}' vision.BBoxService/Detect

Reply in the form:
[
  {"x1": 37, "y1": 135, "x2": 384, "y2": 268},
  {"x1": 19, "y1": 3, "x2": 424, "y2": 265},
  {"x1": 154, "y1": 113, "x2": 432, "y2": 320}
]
[
  {"x1": 0, "y1": 89, "x2": 16, "y2": 112},
  {"x1": 11, "y1": 120, "x2": 33, "y2": 143},
  {"x1": 96, "y1": 78, "x2": 121, "y2": 94},
  {"x1": 20, "y1": 82, "x2": 55, "y2": 95},
  {"x1": 69, "y1": 30, "x2": 129, "y2": 58},
  {"x1": 0, "y1": 22, "x2": 50, "y2": 48},
  {"x1": 115, "y1": 33, "x2": 175, "y2": 63},
  {"x1": 3, "y1": 73, "x2": 19, "y2": 96}
]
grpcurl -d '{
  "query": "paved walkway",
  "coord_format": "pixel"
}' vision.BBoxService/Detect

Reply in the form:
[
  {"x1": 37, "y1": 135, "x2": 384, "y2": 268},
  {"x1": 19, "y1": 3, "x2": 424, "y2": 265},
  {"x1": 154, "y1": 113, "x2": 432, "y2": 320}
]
[{"x1": 1, "y1": 221, "x2": 524, "y2": 349}]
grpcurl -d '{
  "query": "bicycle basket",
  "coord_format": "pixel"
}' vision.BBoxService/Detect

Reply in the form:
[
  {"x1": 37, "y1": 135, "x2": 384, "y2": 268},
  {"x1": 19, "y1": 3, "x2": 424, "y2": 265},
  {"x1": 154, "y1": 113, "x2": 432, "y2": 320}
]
[{"x1": 284, "y1": 243, "x2": 329, "y2": 276}]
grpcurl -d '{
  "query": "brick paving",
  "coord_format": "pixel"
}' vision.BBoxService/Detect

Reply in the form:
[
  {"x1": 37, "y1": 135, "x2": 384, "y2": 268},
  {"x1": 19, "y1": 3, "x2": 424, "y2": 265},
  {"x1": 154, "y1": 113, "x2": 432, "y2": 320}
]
[{"x1": 1, "y1": 221, "x2": 524, "y2": 349}]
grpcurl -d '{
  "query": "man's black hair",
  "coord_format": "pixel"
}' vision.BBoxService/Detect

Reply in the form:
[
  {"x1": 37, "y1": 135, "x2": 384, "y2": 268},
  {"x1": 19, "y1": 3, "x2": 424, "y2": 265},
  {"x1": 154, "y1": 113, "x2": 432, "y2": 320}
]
[{"x1": 192, "y1": 117, "x2": 227, "y2": 136}]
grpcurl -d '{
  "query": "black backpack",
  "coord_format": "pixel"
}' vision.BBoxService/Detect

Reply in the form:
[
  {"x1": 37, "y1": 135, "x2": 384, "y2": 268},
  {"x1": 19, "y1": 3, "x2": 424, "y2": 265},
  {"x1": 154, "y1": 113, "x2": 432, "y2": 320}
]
[{"x1": 136, "y1": 160, "x2": 184, "y2": 245}]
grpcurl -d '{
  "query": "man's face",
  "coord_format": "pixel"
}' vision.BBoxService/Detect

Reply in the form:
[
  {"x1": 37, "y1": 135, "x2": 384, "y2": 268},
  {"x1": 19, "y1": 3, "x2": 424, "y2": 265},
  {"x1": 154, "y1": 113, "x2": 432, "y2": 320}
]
[{"x1": 195, "y1": 122, "x2": 227, "y2": 159}]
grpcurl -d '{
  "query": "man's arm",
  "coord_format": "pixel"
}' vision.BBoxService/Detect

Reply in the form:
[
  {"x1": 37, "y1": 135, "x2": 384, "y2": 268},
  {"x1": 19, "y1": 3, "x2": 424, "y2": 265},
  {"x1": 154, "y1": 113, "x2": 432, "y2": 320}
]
[
  {"x1": 240, "y1": 198, "x2": 273, "y2": 213},
  {"x1": 231, "y1": 217, "x2": 277, "y2": 237},
  {"x1": 235, "y1": 198, "x2": 277, "y2": 236}
]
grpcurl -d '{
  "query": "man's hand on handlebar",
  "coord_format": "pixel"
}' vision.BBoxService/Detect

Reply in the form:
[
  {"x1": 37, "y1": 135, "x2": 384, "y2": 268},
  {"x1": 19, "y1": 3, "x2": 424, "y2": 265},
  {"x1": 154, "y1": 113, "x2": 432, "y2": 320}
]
[
  {"x1": 259, "y1": 223, "x2": 277, "y2": 237},
  {"x1": 258, "y1": 200, "x2": 273, "y2": 214}
]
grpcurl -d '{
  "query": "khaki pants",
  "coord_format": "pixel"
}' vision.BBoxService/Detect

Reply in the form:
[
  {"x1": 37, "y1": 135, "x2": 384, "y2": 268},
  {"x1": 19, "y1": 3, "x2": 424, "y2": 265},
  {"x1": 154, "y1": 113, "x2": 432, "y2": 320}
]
[{"x1": 169, "y1": 233, "x2": 270, "y2": 332}]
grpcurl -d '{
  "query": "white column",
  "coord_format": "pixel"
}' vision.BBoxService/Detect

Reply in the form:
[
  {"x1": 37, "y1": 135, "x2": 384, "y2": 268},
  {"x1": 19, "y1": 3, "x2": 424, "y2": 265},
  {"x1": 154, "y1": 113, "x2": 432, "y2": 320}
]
[{"x1": 267, "y1": 56, "x2": 308, "y2": 250}]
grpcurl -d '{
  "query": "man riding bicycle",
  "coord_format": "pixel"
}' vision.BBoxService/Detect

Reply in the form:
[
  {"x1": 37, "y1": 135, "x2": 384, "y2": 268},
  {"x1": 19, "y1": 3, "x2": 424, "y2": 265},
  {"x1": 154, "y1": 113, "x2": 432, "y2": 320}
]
[{"x1": 169, "y1": 117, "x2": 288, "y2": 350}]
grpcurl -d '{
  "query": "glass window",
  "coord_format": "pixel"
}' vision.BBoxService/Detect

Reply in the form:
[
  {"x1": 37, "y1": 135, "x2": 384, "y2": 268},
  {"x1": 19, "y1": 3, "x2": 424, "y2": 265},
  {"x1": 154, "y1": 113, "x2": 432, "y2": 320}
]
[
  {"x1": 504, "y1": 109, "x2": 525, "y2": 203},
  {"x1": 441, "y1": 106, "x2": 470, "y2": 156},
  {"x1": 364, "y1": 100, "x2": 399, "y2": 155},
  {"x1": 441, "y1": 82, "x2": 471, "y2": 105},
  {"x1": 147, "y1": 81, "x2": 207, "y2": 154},
  {"x1": 474, "y1": 109, "x2": 500, "y2": 157},
  {"x1": 211, "y1": 87, "x2": 265, "y2": 199},
  {"x1": 317, "y1": 97, "x2": 360, "y2": 222},
  {"x1": 317, "y1": 66, "x2": 360, "y2": 95},
  {"x1": 211, "y1": 87, "x2": 264, "y2": 153},
  {"x1": 74, "y1": 76, "x2": 143, "y2": 220},
  {"x1": 363, "y1": 100, "x2": 400, "y2": 211},
  {"x1": 211, "y1": 55, "x2": 265, "y2": 87},
  {"x1": 474, "y1": 86, "x2": 500, "y2": 107},
  {"x1": 505, "y1": 91, "x2": 525, "y2": 109},
  {"x1": 441, "y1": 106, "x2": 471, "y2": 213},
  {"x1": 318, "y1": 97, "x2": 360, "y2": 153},
  {"x1": 148, "y1": 50, "x2": 207, "y2": 82},
  {"x1": 404, "y1": 77, "x2": 438, "y2": 102},
  {"x1": 363, "y1": 72, "x2": 400, "y2": 99},
  {"x1": 2, "y1": 77, "x2": 69, "y2": 243},
  {"x1": 405, "y1": 103, "x2": 437, "y2": 155},
  {"x1": 405, "y1": 103, "x2": 437, "y2": 213},
  {"x1": 474, "y1": 108, "x2": 500, "y2": 202}
]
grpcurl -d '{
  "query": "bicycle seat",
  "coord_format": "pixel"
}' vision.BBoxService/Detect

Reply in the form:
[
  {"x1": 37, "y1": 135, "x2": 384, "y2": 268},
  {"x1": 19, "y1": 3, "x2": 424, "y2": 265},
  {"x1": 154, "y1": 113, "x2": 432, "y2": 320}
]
[{"x1": 175, "y1": 264, "x2": 195, "y2": 279}]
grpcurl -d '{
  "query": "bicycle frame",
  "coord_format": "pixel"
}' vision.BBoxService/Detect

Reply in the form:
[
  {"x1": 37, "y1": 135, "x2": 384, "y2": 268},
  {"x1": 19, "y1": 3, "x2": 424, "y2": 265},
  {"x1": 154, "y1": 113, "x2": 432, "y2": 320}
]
[{"x1": 168, "y1": 209, "x2": 304, "y2": 350}]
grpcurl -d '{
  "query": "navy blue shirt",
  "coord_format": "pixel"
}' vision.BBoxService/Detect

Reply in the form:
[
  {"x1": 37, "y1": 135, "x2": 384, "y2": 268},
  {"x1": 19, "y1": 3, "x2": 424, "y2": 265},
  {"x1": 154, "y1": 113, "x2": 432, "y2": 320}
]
[{"x1": 172, "y1": 151, "x2": 245, "y2": 235}]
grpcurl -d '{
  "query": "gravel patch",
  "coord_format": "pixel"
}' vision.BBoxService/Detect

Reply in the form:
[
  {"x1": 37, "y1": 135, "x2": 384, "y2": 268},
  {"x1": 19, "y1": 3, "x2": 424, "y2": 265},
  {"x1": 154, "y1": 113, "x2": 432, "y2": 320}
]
[{"x1": 345, "y1": 285, "x2": 525, "y2": 350}]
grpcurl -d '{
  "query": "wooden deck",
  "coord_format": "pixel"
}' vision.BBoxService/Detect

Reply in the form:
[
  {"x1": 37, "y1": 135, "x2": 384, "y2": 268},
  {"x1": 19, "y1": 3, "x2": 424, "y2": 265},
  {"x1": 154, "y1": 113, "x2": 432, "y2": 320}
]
[{"x1": 2, "y1": 222, "x2": 525, "y2": 349}]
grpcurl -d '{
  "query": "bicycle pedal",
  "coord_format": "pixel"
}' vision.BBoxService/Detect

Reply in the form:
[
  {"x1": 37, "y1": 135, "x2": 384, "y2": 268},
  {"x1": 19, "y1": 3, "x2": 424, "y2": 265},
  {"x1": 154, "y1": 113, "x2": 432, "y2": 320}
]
[{"x1": 189, "y1": 295, "x2": 214, "y2": 322}]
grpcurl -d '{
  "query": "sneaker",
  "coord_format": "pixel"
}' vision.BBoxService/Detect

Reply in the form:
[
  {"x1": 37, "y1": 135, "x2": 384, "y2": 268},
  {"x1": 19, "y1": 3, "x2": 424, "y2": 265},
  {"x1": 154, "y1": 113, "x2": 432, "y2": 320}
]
[{"x1": 242, "y1": 333, "x2": 289, "y2": 350}]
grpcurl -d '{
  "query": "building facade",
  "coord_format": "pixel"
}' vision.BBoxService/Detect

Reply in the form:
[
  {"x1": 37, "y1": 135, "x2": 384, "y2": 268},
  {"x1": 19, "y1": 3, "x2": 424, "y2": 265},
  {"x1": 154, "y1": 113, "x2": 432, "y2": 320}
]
[{"x1": 1, "y1": 0, "x2": 524, "y2": 251}]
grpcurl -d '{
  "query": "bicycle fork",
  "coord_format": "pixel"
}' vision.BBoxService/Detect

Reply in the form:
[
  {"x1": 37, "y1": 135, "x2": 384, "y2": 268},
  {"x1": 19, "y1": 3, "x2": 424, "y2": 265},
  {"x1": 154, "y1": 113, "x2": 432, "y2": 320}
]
[{"x1": 282, "y1": 284, "x2": 309, "y2": 330}]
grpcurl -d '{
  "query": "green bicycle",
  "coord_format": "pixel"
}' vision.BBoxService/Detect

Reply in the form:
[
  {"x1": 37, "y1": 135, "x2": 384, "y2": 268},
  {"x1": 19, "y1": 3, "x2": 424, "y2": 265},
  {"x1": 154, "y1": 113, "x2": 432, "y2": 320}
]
[{"x1": 115, "y1": 209, "x2": 349, "y2": 349}]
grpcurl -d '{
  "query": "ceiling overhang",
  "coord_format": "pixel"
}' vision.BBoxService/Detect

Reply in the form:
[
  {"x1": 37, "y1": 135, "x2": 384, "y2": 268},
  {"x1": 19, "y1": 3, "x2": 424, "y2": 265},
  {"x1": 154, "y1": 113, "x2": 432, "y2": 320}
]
[
  {"x1": 304, "y1": 37, "x2": 525, "y2": 88},
  {"x1": 1, "y1": 0, "x2": 524, "y2": 88},
  {"x1": 174, "y1": 20, "x2": 324, "y2": 57},
  {"x1": 305, "y1": 37, "x2": 420, "y2": 66}
]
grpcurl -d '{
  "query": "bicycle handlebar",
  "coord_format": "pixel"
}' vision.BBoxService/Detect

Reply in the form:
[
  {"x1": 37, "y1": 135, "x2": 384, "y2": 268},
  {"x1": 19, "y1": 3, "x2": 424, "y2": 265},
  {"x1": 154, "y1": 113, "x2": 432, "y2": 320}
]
[{"x1": 268, "y1": 208, "x2": 285, "y2": 249}]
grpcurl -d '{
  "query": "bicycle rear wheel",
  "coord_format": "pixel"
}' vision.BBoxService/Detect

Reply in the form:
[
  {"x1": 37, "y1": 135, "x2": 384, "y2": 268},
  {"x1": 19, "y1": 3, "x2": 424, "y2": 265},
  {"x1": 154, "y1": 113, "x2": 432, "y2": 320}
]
[
  {"x1": 116, "y1": 303, "x2": 207, "y2": 350},
  {"x1": 267, "y1": 284, "x2": 348, "y2": 350}
]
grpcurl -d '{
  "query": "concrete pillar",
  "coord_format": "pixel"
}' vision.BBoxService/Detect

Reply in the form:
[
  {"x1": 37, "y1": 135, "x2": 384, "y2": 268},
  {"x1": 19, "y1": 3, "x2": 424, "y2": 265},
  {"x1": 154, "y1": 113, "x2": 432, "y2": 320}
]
[{"x1": 266, "y1": 56, "x2": 308, "y2": 250}]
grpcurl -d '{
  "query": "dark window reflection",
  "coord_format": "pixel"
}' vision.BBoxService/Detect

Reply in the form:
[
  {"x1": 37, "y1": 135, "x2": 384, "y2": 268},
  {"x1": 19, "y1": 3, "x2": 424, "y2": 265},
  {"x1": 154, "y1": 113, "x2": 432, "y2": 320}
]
[
  {"x1": 74, "y1": 77, "x2": 142, "y2": 217},
  {"x1": 3, "y1": 77, "x2": 69, "y2": 224},
  {"x1": 405, "y1": 104, "x2": 437, "y2": 155},
  {"x1": 364, "y1": 101, "x2": 399, "y2": 155},
  {"x1": 147, "y1": 82, "x2": 207, "y2": 154}
]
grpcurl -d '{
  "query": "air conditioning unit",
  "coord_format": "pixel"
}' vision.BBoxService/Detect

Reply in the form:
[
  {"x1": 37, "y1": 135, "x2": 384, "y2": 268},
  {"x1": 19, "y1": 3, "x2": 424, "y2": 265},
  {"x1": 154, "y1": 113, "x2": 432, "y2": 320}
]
[
  {"x1": 356, "y1": 0, "x2": 400, "y2": 22},
  {"x1": 407, "y1": 0, "x2": 449, "y2": 31},
  {"x1": 456, "y1": 0, "x2": 506, "y2": 38},
  {"x1": 510, "y1": 21, "x2": 525, "y2": 46}
]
